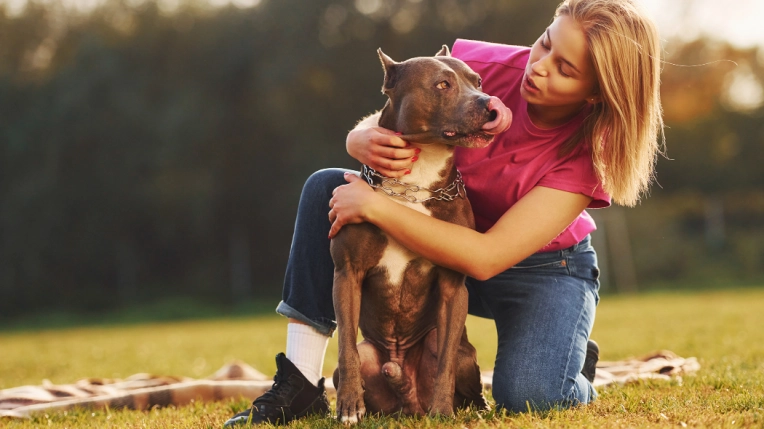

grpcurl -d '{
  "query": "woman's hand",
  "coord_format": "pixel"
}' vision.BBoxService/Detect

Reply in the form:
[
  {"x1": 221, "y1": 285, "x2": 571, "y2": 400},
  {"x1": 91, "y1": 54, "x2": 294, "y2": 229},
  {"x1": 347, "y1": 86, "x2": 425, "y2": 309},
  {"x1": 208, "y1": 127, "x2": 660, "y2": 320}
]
[
  {"x1": 347, "y1": 124, "x2": 419, "y2": 178},
  {"x1": 328, "y1": 172, "x2": 384, "y2": 239}
]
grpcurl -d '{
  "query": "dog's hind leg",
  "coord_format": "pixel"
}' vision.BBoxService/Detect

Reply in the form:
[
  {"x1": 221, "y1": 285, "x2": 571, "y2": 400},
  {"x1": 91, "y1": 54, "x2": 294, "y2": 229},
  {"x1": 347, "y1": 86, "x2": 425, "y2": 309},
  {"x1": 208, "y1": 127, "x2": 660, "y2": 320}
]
[
  {"x1": 453, "y1": 329, "x2": 488, "y2": 411},
  {"x1": 333, "y1": 340, "x2": 401, "y2": 416},
  {"x1": 428, "y1": 268, "x2": 470, "y2": 416},
  {"x1": 384, "y1": 344, "x2": 427, "y2": 416}
]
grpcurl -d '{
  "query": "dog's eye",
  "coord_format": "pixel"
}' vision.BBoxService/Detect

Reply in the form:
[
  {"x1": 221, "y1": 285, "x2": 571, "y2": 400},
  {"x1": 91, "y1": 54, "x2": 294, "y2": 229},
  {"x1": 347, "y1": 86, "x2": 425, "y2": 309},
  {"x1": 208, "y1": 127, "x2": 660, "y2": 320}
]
[
  {"x1": 436, "y1": 81, "x2": 450, "y2": 90},
  {"x1": 477, "y1": 78, "x2": 483, "y2": 89}
]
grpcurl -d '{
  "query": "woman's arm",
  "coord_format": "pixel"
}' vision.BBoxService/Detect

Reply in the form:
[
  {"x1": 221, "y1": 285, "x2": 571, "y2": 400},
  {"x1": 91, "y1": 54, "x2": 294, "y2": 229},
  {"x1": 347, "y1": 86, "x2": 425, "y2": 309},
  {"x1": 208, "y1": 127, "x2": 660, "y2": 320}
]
[
  {"x1": 346, "y1": 112, "x2": 418, "y2": 178},
  {"x1": 328, "y1": 174, "x2": 592, "y2": 280}
]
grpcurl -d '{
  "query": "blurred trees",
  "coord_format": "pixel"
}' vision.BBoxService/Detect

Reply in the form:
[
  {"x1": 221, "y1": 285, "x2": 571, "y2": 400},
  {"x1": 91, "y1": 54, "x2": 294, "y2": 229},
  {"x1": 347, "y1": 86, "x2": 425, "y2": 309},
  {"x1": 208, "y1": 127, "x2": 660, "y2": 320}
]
[
  {"x1": 0, "y1": 0, "x2": 564, "y2": 317},
  {"x1": 660, "y1": 40, "x2": 764, "y2": 193},
  {"x1": 0, "y1": 0, "x2": 763, "y2": 319},
  {"x1": 615, "y1": 38, "x2": 764, "y2": 289}
]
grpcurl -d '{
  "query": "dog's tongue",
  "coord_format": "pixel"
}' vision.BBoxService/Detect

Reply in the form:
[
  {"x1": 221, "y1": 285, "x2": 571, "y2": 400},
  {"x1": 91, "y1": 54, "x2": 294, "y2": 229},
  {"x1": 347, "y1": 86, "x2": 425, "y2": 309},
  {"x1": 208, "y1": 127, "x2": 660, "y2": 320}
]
[{"x1": 481, "y1": 96, "x2": 513, "y2": 135}]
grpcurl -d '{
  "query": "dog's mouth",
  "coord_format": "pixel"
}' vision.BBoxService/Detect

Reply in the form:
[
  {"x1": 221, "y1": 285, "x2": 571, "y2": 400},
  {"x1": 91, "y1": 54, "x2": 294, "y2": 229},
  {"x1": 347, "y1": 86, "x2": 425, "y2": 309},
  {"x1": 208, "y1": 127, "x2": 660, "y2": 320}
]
[
  {"x1": 442, "y1": 130, "x2": 495, "y2": 148},
  {"x1": 441, "y1": 96, "x2": 512, "y2": 147},
  {"x1": 408, "y1": 97, "x2": 511, "y2": 148}
]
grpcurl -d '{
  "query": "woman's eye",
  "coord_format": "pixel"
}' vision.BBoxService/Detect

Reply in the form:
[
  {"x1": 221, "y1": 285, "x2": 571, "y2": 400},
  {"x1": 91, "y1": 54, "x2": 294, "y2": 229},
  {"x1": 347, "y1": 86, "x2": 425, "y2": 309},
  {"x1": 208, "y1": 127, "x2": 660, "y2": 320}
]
[{"x1": 436, "y1": 81, "x2": 451, "y2": 90}]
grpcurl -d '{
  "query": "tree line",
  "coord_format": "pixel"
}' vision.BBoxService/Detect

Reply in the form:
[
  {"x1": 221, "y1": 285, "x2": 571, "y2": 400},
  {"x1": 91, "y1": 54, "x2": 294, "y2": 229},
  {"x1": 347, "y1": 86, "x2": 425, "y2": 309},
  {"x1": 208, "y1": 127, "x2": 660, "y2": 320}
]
[{"x1": 1, "y1": 0, "x2": 762, "y2": 320}]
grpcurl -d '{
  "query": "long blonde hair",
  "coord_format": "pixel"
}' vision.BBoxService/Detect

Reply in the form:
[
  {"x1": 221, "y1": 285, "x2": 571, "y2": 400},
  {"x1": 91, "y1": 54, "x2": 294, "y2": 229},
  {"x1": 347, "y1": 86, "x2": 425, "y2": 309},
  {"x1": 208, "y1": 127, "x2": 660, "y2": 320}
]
[{"x1": 556, "y1": 0, "x2": 665, "y2": 207}]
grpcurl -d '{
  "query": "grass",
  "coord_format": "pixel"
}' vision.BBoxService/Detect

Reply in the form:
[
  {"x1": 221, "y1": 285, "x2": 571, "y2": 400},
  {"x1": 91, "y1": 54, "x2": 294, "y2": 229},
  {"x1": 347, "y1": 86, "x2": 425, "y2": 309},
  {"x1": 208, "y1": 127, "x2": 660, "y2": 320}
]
[{"x1": 2, "y1": 287, "x2": 764, "y2": 428}]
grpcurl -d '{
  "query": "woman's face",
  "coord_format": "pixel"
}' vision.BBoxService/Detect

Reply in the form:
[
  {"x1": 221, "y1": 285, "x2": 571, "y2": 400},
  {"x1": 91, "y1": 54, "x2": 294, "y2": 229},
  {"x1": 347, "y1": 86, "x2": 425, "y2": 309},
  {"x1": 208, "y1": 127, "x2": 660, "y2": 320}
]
[{"x1": 521, "y1": 14, "x2": 600, "y2": 110}]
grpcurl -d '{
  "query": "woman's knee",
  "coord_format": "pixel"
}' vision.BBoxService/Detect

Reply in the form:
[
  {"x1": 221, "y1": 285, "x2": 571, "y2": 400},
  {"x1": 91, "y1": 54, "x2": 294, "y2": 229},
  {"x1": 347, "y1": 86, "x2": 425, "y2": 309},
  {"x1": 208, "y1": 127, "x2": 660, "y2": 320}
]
[
  {"x1": 298, "y1": 168, "x2": 352, "y2": 211},
  {"x1": 491, "y1": 372, "x2": 583, "y2": 413},
  {"x1": 304, "y1": 168, "x2": 350, "y2": 194}
]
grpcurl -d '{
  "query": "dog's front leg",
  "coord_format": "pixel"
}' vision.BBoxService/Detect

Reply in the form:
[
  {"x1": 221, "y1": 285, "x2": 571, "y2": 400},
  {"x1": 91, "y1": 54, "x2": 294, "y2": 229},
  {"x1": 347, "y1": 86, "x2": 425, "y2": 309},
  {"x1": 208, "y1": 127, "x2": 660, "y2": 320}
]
[
  {"x1": 429, "y1": 268, "x2": 470, "y2": 416},
  {"x1": 333, "y1": 266, "x2": 366, "y2": 425}
]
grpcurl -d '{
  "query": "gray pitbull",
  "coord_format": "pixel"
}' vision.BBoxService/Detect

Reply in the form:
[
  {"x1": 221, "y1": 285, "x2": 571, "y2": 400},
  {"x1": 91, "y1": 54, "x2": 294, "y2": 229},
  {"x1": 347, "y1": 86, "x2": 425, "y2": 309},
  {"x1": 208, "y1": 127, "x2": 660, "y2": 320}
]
[{"x1": 330, "y1": 46, "x2": 512, "y2": 424}]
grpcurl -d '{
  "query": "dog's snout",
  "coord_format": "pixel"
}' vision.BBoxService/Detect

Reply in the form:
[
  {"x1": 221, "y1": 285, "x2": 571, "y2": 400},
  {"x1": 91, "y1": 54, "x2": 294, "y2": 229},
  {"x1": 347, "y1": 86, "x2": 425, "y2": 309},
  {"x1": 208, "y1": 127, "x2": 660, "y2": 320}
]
[{"x1": 488, "y1": 109, "x2": 498, "y2": 121}]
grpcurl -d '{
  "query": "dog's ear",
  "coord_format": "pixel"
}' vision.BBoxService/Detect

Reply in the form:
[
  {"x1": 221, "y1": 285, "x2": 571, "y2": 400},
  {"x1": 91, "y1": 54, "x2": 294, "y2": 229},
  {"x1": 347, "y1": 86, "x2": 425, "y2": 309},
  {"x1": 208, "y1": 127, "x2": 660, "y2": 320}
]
[
  {"x1": 377, "y1": 48, "x2": 398, "y2": 91},
  {"x1": 435, "y1": 45, "x2": 451, "y2": 57}
]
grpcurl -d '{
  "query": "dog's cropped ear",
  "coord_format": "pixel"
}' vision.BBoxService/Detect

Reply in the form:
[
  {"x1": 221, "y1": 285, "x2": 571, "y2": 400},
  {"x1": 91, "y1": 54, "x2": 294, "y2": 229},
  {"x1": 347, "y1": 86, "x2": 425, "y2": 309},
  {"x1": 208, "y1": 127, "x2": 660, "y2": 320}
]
[
  {"x1": 435, "y1": 45, "x2": 451, "y2": 57},
  {"x1": 377, "y1": 48, "x2": 398, "y2": 91}
]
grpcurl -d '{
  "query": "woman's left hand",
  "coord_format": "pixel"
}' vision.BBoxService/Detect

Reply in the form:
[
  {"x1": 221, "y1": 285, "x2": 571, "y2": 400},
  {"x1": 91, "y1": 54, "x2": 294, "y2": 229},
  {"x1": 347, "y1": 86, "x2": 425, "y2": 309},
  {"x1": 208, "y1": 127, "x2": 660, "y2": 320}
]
[{"x1": 328, "y1": 172, "x2": 381, "y2": 239}]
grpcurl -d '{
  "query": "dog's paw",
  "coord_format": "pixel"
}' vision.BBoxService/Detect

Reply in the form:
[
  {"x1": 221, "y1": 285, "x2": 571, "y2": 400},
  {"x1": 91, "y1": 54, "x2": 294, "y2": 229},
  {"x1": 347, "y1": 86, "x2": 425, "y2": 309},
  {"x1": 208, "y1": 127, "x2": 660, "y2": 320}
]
[{"x1": 336, "y1": 386, "x2": 366, "y2": 425}]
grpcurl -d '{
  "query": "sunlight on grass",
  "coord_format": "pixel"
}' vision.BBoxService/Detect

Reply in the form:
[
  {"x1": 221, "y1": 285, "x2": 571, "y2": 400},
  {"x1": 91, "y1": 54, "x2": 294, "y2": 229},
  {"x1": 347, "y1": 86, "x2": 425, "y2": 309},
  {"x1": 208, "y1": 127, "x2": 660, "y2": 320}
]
[{"x1": 2, "y1": 287, "x2": 764, "y2": 428}]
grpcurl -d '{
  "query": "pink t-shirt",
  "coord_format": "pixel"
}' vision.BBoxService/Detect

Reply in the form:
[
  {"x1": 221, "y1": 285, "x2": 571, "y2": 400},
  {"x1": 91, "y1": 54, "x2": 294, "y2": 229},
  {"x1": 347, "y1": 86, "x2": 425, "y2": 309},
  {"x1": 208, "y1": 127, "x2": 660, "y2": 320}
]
[{"x1": 452, "y1": 39, "x2": 611, "y2": 252}]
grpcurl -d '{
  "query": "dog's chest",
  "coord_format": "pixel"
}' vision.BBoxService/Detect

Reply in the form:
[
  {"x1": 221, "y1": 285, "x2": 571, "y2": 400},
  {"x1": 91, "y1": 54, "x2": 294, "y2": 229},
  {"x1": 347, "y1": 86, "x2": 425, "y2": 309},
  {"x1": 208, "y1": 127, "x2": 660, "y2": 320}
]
[
  {"x1": 374, "y1": 198, "x2": 435, "y2": 288},
  {"x1": 373, "y1": 149, "x2": 449, "y2": 287},
  {"x1": 376, "y1": 238, "x2": 433, "y2": 287}
]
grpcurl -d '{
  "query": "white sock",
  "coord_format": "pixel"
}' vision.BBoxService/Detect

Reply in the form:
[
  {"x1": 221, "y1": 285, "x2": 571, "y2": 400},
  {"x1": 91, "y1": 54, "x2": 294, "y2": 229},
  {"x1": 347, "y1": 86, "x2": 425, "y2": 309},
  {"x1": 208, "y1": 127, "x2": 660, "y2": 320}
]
[{"x1": 285, "y1": 323, "x2": 330, "y2": 387}]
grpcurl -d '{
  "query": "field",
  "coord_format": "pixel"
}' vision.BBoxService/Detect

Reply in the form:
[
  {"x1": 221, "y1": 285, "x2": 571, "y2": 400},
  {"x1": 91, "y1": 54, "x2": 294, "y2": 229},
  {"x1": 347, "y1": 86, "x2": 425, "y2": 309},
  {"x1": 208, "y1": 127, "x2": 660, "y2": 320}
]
[{"x1": 2, "y1": 288, "x2": 764, "y2": 428}]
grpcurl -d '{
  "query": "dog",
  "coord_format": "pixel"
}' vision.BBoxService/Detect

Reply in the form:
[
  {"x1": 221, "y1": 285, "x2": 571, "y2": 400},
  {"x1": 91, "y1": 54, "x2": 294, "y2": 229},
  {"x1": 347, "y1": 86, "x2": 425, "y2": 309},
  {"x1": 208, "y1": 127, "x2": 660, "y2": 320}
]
[{"x1": 330, "y1": 45, "x2": 512, "y2": 424}]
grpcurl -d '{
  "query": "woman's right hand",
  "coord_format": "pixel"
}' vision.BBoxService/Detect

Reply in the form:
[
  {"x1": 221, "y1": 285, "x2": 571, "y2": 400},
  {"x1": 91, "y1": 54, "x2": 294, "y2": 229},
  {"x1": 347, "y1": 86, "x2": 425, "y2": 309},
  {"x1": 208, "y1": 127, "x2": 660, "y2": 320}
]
[{"x1": 346, "y1": 123, "x2": 419, "y2": 178}]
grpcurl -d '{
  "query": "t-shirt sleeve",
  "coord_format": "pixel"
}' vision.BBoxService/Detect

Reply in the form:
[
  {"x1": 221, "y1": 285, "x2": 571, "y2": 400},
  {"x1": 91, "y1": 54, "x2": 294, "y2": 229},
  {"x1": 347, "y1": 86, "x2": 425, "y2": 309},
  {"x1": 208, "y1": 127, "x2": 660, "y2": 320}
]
[
  {"x1": 537, "y1": 150, "x2": 611, "y2": 209},
  {"x1": 452, "y1": 39, "x2": 530, "y2": 71},
  {"x1": 452, "y1": 39, "x2": 493, "y2": 61}
]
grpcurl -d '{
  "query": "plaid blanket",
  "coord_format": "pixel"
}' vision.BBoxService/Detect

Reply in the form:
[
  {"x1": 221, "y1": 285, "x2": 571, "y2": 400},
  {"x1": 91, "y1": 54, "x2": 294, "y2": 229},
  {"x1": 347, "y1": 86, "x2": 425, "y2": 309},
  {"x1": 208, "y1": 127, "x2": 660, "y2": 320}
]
[{"x1": 1, "y1": 351, "x2": 700, "y2": 419}]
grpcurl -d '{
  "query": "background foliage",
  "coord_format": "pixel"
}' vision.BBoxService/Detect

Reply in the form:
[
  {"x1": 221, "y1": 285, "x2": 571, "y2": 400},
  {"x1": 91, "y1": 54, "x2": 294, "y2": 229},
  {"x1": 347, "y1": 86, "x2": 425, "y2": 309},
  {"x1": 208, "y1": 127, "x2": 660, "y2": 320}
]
[{"x1": 1, "y1": 0, "x2": 763, "y2": 321}]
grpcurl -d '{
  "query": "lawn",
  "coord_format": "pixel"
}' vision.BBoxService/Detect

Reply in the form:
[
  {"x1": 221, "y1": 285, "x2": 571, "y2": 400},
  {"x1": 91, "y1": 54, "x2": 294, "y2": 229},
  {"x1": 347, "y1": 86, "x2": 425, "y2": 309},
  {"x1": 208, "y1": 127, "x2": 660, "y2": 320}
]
[{"x1": 2, "y1": 287, "x2": 764, "y2": 428}]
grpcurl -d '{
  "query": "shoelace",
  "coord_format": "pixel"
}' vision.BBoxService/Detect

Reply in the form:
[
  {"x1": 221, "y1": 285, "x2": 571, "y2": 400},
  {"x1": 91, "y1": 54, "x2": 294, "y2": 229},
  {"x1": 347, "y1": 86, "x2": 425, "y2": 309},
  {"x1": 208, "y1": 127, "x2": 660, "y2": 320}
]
[
  {"x1": 254, "y1": 373, "x2": 291, "y2": 406},
  {"x1": 244, "y1": 374, "x2": 292, "y2": 424}
]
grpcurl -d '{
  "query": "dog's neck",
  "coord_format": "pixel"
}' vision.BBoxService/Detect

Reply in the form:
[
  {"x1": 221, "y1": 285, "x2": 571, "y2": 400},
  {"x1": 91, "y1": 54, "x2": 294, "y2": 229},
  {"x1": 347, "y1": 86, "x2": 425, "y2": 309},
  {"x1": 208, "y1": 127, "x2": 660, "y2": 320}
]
[
  {"x1": 378, "y1": 103, "x2": 458, "y2": 188},
  {"x1": 377, "y1": 106, "x2": 459, "y2": 198},
  {"x1": 362, "y1": 142, "x2": 462, "y2": 209},
  {"x1": 405, "y1": 143, "x2": 456, "y2": 189}
]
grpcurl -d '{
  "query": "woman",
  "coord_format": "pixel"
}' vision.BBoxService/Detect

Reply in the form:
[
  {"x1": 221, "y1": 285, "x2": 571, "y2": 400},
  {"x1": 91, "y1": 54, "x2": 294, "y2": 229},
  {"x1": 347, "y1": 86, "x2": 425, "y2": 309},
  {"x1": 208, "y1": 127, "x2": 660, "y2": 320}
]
[{"x1": 224, "y1": 0, "x2": 664, "y2": 425}]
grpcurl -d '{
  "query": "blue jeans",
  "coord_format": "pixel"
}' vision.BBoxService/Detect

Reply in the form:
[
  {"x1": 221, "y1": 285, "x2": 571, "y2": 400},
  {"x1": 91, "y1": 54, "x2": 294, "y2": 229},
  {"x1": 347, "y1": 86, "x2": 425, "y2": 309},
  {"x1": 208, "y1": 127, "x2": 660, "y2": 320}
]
[{"x1": 276, "y1": 168, "x2": 600, "y2": 412}]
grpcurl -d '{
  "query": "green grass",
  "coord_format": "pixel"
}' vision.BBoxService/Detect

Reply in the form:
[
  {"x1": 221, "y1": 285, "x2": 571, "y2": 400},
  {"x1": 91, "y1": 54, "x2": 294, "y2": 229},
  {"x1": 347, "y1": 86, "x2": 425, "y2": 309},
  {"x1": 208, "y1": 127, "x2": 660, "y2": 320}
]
[{"x1": 2, "y1": 288, "x2": 764, "y2": 428}]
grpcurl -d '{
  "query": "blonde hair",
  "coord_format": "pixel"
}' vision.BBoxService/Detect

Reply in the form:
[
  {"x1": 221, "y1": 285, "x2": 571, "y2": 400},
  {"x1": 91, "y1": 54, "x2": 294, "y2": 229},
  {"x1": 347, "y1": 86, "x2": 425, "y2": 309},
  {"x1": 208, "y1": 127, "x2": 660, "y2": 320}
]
[{"x1": 556, "y1": 0, "x2": 665, "y2": 207}]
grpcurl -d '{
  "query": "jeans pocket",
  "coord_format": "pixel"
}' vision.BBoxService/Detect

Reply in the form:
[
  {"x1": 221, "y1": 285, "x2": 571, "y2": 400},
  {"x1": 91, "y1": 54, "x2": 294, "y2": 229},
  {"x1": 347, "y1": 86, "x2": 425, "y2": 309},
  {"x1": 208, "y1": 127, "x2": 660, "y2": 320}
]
[{"x1": 510, "y1": 259, "x2": 568, "y2": 270}]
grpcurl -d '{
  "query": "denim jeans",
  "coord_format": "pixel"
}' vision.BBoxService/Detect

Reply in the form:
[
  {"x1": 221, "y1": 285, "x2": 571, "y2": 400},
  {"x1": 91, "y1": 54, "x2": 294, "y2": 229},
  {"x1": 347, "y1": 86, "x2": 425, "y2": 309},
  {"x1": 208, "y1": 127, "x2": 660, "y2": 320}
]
[{"x1": 276, "y1": 168, "x2": 600, "y2": 412}]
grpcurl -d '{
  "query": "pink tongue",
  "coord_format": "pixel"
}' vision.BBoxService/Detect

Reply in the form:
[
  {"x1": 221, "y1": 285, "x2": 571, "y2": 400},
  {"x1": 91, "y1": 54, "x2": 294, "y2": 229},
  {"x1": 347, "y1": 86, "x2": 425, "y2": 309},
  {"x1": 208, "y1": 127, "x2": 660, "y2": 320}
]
[{"x1": 481, "y1": 96, "x2": 513, "y2": 134}]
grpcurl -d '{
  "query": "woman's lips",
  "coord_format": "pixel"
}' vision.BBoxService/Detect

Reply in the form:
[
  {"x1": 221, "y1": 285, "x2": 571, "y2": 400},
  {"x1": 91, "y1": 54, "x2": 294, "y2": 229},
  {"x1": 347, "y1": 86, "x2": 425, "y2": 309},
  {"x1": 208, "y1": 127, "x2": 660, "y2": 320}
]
[{"x1": 523, "y1": 74, "x2": 540, "y2": 93}]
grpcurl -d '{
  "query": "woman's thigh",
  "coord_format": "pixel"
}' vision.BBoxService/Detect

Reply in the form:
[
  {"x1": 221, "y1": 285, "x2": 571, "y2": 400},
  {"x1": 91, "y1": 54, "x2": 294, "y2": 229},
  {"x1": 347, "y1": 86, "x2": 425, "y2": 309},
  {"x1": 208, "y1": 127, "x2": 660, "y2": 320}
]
[{"x1": 277, "y1": 168, "x2": 355, "y2": 335}]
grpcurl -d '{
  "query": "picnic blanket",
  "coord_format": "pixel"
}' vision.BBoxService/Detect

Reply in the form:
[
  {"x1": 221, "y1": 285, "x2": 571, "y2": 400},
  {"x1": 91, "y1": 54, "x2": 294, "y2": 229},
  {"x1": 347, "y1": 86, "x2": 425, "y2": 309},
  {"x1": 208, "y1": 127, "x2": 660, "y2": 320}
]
[{"x1": 1, "y1": 350, "x2": 700, "y2": 419}]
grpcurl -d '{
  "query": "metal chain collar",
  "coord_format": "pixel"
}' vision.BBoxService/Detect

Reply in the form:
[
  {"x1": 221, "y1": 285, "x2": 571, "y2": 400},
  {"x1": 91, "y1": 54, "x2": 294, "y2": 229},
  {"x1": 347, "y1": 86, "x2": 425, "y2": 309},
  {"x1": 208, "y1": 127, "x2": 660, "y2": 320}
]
[{"x1": 361, "y1": 165, "x2": 467, "y2": 204}]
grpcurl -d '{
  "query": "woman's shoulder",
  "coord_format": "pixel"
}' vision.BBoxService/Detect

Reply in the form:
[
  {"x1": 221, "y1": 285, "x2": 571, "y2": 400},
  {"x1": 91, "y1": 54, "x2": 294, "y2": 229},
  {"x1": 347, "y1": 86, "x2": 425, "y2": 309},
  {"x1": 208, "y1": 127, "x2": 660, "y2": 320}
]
[{"x1": 451, "y1": 39, "x2": 529, "y2": 70}]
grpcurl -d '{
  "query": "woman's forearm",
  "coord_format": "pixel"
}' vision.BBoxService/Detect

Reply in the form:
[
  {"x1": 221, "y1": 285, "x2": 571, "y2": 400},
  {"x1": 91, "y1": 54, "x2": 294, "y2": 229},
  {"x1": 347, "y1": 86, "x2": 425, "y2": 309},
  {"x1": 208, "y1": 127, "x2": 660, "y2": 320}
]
[{"x1": 363, "y1": 186, "x2": 592, "y2": 280}]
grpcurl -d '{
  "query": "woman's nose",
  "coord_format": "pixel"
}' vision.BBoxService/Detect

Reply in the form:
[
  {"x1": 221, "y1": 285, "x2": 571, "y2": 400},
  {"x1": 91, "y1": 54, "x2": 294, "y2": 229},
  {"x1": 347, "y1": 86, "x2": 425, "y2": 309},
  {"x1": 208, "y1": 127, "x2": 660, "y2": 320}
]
[{"x1": 530, "y1": 57, "x2": 549, "y2": 77}]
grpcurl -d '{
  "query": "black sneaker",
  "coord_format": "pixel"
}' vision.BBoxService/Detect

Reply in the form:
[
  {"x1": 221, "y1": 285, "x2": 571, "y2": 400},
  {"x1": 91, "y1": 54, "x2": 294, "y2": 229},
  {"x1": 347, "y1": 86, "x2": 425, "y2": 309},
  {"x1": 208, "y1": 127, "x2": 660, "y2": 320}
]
[
  {"x1": 581, "y1": 339, "x2": 599, "y2": 384},
  {"x1": 223, "y1": 353, "x2": 330, "y2": 426}
]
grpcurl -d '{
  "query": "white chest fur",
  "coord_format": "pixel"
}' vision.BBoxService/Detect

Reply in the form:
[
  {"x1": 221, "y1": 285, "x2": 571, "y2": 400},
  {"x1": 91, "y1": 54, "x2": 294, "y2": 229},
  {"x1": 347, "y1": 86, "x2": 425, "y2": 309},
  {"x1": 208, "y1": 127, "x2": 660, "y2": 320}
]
[{"x1": 373, "y1": 144, "x2": 450, "y2": 287}]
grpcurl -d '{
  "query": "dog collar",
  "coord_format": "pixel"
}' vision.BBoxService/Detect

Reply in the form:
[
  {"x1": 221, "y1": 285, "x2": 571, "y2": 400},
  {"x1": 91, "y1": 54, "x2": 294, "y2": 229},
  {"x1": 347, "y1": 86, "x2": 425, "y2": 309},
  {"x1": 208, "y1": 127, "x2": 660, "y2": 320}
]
[{"x1": 361, "y1": 165, "x2": 466, "y2": 203}]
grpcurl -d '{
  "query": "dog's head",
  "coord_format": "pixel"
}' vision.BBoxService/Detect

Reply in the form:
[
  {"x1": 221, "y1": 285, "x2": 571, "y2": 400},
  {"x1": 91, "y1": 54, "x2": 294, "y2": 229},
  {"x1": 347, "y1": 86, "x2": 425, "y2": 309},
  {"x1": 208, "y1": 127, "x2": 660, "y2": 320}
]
[{"x1": 377, "y1": 46, "x2": 512, "y2": 148}]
